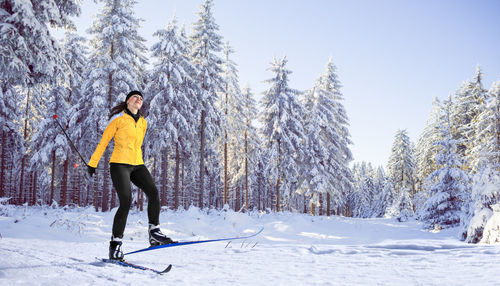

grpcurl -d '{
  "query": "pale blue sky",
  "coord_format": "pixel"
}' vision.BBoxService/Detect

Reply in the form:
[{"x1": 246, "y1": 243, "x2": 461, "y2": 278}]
[{"x1": 60, "y1": 0, "x2": 500, "y2": 167}]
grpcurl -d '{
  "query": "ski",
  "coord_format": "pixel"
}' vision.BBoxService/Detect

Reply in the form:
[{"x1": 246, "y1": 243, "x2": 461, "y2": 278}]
[
  {"x1": 101, "y1": 258, "x2": 172, "y2": 275},
  {"x1": 125, "y1": 227, "x2": 264, "y2": 256}
]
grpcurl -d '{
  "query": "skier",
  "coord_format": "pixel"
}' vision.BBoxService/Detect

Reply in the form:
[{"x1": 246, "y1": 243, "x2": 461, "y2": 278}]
[{"x1": 87, "y1": 90, "x2": 176, "y2": 260}]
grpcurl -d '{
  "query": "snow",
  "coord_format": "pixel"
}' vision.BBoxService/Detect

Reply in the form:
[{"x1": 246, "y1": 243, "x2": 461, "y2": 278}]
[
  {"x1": 1, "y1": 205, "x2": 500, "y2": 285},
  {"x1": 481, "y1": 203, "x2": 500, "y2": 244}
]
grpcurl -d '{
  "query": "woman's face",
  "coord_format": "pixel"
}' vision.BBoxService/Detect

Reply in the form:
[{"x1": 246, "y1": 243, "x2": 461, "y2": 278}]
[{"x1": 127, "y1": 94, "x2": 143, "y2": 110}]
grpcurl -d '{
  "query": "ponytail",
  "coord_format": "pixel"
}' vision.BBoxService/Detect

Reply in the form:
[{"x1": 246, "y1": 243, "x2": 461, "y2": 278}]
[
  {"x1": 109, "y1": 102, "x2": 127, "y2": 120},
  {"x1": 108, "y1": 101, "x2": 145, "y2": 120}
]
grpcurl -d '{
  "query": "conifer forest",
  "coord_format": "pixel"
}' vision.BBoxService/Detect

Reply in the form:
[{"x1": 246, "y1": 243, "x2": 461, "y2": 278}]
[{"x1": 1, "y1": 0, "x2": 500, "y2": 244}]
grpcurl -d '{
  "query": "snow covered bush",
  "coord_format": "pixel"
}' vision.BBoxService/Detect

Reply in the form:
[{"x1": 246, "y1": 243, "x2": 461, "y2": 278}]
[
  {"x1": 459, "y1": 167, "x2": 500, "y2": 242},
  {"x1": 466, "y1": 208, "x2": 493, "y2": 243},
  {"x1": 0, "y1": 198, "x2": 14, "y2": 217},
  {"x1": 479, "y1": 204, "x2": 500, "y2": 244},
  {"x1": 49, "y1": 209, "x2": 105, "y2": 236},
  {"x1": 413, "y1": 191, "x2": 429, "y2": 220},
  {"x1": 396, "y1": 188, "x2": 414, "y2": 222}
]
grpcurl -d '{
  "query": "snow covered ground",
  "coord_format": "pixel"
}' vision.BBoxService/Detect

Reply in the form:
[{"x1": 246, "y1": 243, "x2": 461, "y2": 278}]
[{"x1": 1, "y1": 205, "x2": 500, "y2": 285}]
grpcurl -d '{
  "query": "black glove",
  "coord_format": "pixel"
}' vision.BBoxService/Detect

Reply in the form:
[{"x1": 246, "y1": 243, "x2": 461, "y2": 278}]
[{"x1": 87, "y1": 165, "x2": 96, "y2": 177}]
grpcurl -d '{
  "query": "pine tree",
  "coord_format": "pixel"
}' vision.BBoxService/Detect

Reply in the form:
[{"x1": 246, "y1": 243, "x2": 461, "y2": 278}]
[
  {"x1": 260, "y1": 56, "x2": 305, "y2": 211},
  {"x1": 218, "y1": 42, "x2": 245, "y2": 209},
  {"x1": 62, "y1": 31, "x2": 88, "y2": 106},
  {"x1": 350, "y1": 162, "x2": 378, "y2": 217},
  {"x1": 421, "y1": 97, "x2": 469, "y2": 230},
  {"x1": 459, "y1": 80, "x2": 500, "y2": 241},
  {"x1": 252, "y1": 146, "x2": 269, "y2": 210},
  {"x1": 146, "y1": 16, "x2": 198, "y2": 209},
  {"x1": 372, "y1": 166, "x2": 391, "y2": 217},
  {"x1": 0, "y1": 0, "x2": 80, "y2": 205},
  {"x1": 358, "y1": 167, "x2": 376, "y2": 218},
  {"x1": 379, "y1": 178, "x2": 396, "y2": 218},
  {"x1": 387, "y1": 129, "x2": 416, "y2": 218},
  {"x1": 395, "y1": 186, "x2": 414, "y2": 222},
  {"x1": 415, "y1": 97, "x2": 443, "y2": 193},
  {"x1": 303, "y1": 58, "x2": 353, "y2": 214},
  {"x1": 79, "y1": 0, "x2": 147, "y2": 211},
  {"x1": 0, "y1": 0, "x2": 81, "y2": 88},
  {"x1": 450, "y1": 66, "x2": 487, "y2": 169},
  {"x1": 240, "y1": 85, "x2": 260, "y2": 210},
  {"x1": 62, "y1": 31, "x2": 89, "y2": 206},
  {"x1": 30, "y1": 78, "x2": 72, "y2": 206},
  {"x1": 388, "y1": 129, "x2": 416, "y2": 196},
  {"x1": 0, "y1": 86, "x2": 24, "y2": 200},
  {"x1": 470, "y1": 80, "x2": 500, "y2": 172},
  {"x1": 298, "y1": 85, "x2": 329, "y2": 214},
  {"x1": 321, "y1": 59, "x2": 354, "y2": 210},
  {"x1": 190, "y1": 0, "x2": 224, "y2": 208}
]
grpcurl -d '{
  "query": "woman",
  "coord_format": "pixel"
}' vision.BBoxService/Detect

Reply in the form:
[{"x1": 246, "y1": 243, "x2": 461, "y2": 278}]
[{"x1": 87, "y1": 90, "x2": 176, "y2": 260}]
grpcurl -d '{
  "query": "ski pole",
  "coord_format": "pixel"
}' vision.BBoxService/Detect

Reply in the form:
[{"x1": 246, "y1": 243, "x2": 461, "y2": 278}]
[{"x1": 53, "y1": 114, "x2": 88, "y2": 167}]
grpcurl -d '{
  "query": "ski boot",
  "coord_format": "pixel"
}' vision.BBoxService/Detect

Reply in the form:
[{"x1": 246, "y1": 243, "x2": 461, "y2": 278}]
[
  {"x1": 148, "y1": 224, "x2": 177, "y2": 247},
  {"x1": 109, "y1": 236, "x2": 124, "y2": 260}
]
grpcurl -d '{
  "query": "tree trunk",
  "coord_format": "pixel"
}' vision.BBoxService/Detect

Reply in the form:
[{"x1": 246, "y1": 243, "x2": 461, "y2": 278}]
[
  {"x1": 244, "y1": 129, "x2": 249, "y2": 210},
  {"x1": 101, "y1": 151, "x2": 110, "y2": 212},
  {"x1": 111, "y1": 189, "x2": 117, "y2": 209},
  {"x1": 224, "y1": 136, "x2": 228, "y2": 206},
  {"x1": 275, "y1": 139, "x2": 281, "y2": 212},
  {"x1": 257, "y1": 174, "x2": 261, "y2": 211},
  {"x1": 326, "y1": 193, "x2": 331, "y2": 217},
  {"x1": 174, "y1": 142, "x2": 180, "y2": 210},
  {"x1": 310, "y1": 195, "x2": 315, "y2": 216},
  {"x1": 60, "y1": 158, "x2": 69, "y2": 206},
  {"x1": 199, "y1": 109, "x2": 205, "y2": 209},
  {"x1": 161, "y1": 150, "x2": 168, "y2": 207},
  {"x1": 181, "y1": 158, "x2": 185, "y2": 209},
  {"x1": 223, "y1": 82, "x2": 230, "y2": 207},
  {"x1": 110, "y1": 166, "x2": 116, "y2": 209},
  {"x1": 85, "y1": 184, "x2": 90, "y2": 207},
  {"x1": 138, "y1": 188, "x2": 144, "y2": 211},
  {"x1": 319, "y1": 194, "x2": 323, "y2": 216},
  {"x1": 0, "y1": 130, "x2": 6, "y2": 198},
  {"x1": 31, "y1": 171, "x2": 37, "y2": 205},
  {"x1": 101, "y1": 40, "x2": 114, "y2": 212},
  {"x1": 9, "y1": 164, "x2": 14, "y2": 200},
  {"x1": 93, "y1": 121, "x2": 100, "y2": 211},
  {"x1": 400, "y1": 168, "x2": 404, "y2": 195},
  {"x1": 152, "y1": 156, "x2": 157, "y2": 207},
  {"x1": 235, "y1": 186, "x2": 240, "y2": 211},
  {"x1": 19, "y1": 89, "x2": 32, "y2": 204},
  {"x1": 93, "y1": 174, "x2": 99, "y2": 211},
  {"x1": 75, "y1": 168, "x2": 81, "y2": 206},
  {"x1": 209, "y1": 172, "x2": 214, "y2": 208},
  {"x1": 50, "y1": 149, "x2": 56, "y2": 205}
]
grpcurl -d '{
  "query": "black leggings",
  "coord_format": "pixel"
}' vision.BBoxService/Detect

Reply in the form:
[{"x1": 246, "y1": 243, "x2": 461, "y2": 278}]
[{"x1": 110, "y1": 163, "x2": 160, "y2": 238}]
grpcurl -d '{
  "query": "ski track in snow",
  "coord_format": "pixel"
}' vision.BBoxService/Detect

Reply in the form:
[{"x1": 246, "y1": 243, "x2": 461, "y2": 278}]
[{"x1": 1, "y1": 206, "x2": 500, "y2": 285}]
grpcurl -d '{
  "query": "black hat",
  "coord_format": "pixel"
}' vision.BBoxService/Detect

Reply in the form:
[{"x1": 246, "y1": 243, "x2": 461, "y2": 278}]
[{"x1": 126, "y1": 90, "x2": 143, "y2": 102}]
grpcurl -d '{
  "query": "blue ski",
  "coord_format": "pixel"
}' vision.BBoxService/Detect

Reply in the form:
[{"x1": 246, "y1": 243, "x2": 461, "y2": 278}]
[
  {"x1": 101, "y1": 258, "x2": 172, "y2": 274},
  {"x1": 125, "y1": 227, "x2": 264, "y2": 256}
]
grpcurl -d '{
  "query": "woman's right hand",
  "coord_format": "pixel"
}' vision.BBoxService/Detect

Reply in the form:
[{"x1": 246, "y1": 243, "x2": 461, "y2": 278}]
[{"x1": 87, "y1": 165, "x2": 96, "y2": 177}]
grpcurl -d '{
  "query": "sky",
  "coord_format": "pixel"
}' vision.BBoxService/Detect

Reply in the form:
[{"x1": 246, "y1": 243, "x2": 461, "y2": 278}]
[{"x1": 55, "y1": 0, "x2": 500, "y2": 167}]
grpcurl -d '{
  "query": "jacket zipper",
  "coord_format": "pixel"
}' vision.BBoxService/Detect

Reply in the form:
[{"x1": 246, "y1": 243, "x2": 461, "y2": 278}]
[{"x1": 135, "y1": 120, "x2": 138, "y2": 165}]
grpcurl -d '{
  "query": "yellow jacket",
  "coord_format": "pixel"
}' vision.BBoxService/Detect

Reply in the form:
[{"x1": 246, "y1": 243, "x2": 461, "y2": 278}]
[{"x1": 88, "y1": 111, "x2": 147, "y2": 168}]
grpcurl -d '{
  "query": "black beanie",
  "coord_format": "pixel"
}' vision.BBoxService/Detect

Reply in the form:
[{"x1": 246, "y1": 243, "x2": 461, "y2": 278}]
[{"x1": 126, "y1": 90, "x2": 143, "y2": 102}]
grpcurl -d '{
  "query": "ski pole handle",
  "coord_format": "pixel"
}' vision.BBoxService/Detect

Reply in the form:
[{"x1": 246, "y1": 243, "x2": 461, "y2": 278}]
[{"x1": 53, "y1": 115, "x2": 88, "y2": 167}]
